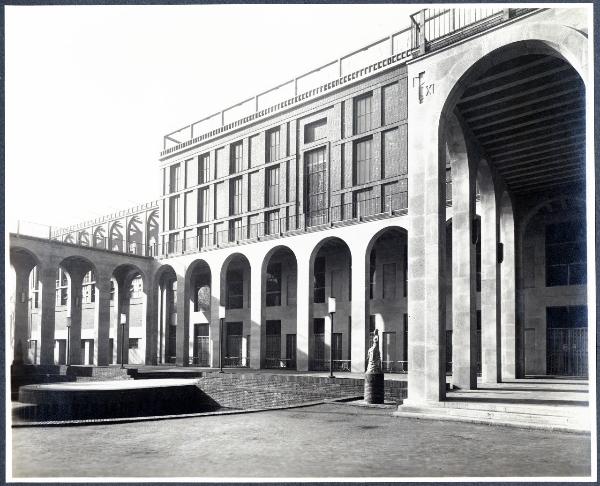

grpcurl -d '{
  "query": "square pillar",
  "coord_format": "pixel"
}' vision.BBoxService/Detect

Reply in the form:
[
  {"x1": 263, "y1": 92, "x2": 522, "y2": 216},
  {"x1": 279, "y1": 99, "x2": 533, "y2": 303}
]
[
  {"x1": 12, "y1": 267, "x2": 31, "y2": 364},
  {"x1": 94, "y1": 277, "x2": 111, "y2": 366},
  {"x1": 480, "y1": 191, "x2": 501, "y2": 383},
  {"x1": 175, "y1": 274, "x2": 189, "y2": 366},
  {"x1": 209, "y1": 274, "x2": 222, "y2": 369},
  {"x1": 39, "y1": 267, "x2": 57, "y2": 365},
  {"x1": 451, "y1": 157, "x2": 477, "y2": 390},
  {"x1": 296, "y1": 253, "x2": 311, "y2": 371},
  {"x1": 249, "y1": 262, "x2": 263, "y2": 370},
  {"x1": 351, "y1": 252, "x2": 368, "y2": 373},
  {"x1": 67, "y1": 271, "x2": 85, "y2": 366},
  {"x1": 500, "y1": 194, "x2": 516, "y2": 379}
]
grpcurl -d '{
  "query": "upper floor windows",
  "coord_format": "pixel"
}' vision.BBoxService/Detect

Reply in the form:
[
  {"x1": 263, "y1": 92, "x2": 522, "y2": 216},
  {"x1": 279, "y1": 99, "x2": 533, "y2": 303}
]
[
  {"x1": 267, "y1": 128, "x2": 280, "y2": 162},
  {"x1": 230, "y1": 177, "x2": 243, "y2": 215},
  {"x1": 198, "y1": 187, "x2": 210, "y2": 223},
  {"x1": 354, "y1": 93, "x2": 373, "y2": 135},
  {"x1": 169, "y1": 163, "x2": 181, "y2": 193},
  {"x1": 230, "y1": 142, "x2": 243, "y2": 174},
  {"x1": 266, "y1": 166, "x2": 280, "y2": 207},
  {"x1": 304, "y1": 118, "x2": 327, "y2": 144},
  {"x1": 55, "y1": 268, "x2": 68, "y2": 307},
  {"x1": 199, "y1": 153, "x2": 211, "y2": 184},
  {"x1": 82, "y1": 271, "x2": 96, "y2": 304},
  {"x1": 354, "y1": 138, "x2": 373, "y2": 185},
  {"x1": 168, "y1": 195, "x2": 180, "y2": 230}
]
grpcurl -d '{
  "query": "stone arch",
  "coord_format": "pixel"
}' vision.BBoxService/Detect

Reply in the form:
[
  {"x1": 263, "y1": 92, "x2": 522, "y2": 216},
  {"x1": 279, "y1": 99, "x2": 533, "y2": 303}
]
[
  {"x1": 127, "y1": 216, "x2": 144, "y2": 255},
  {"x1": 78, "y1": 230, "x2": 90, "y2": 246},
  {"x1": 364, "y1": 226, "x2": 408, "y2": 373},
  {"x1": 260, "y1": 245, "x2": 299, "y2": 369},
  {"x1": 154, "y1": 264, "x2": 178, "y2": 365}
]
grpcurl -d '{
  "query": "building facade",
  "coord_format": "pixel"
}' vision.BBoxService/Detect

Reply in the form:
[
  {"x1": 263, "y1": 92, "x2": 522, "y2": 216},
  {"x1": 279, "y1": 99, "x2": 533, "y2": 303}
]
[{"x1": 10, "y1": 7, "x2": 591, "y2": 404}]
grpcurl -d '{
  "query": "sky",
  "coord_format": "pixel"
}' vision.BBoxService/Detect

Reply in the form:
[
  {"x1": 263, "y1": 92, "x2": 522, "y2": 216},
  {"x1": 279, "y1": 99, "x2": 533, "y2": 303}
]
[{"x1": 5, "y1": 4, "x2": 418, "y2": 233}]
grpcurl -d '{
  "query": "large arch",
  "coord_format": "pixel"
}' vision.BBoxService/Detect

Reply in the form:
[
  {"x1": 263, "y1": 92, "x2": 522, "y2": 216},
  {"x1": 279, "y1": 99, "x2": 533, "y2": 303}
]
[
  {"x1": 154, "y1": 264, "x2": 178, "y2": 365},
  {"x1": 307, "y1": 236, "x2": 352, "y2": 371},
  {"x1": 184, "y1": 259, "x2": 212, "y2": 367},
  {"x1": 260, "y1": 245, "x2": 298, "y2": 369},
  {"x1": 219, "y1": 253, "x2": 252, "y2": 368},
  {"x1": 365, "y1": 226, "x2": 408, "y2": 373}
]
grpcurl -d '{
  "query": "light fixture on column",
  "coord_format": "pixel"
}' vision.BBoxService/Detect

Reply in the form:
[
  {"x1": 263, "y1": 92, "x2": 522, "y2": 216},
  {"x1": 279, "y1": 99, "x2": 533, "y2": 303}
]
[
  {"x1": 218, "y1": 305, "x2": 226, "y2": 373},
  {"x1": 66, "y1": 316, "x2": 72, "y2": 366},
  {"x1": 328, "y1": 297, "x2": 336, "y2": 379},
  {"x1": 497, "y1": 242, "x2": 504, "y2": 264},
  {"x1": 20, "y1": 292, "x2": 26, "y2": 303}
]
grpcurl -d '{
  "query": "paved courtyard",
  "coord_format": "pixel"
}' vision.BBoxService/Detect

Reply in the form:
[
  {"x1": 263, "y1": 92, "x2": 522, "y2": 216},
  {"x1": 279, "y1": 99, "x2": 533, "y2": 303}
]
[{"x1": 12, "y1": 403, "x2": 591, "y2": 479}]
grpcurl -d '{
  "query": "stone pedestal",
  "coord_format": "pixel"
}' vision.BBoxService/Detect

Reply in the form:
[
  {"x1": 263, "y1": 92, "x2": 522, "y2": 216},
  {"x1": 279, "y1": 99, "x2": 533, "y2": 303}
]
[{"x1": 364, "y1": 372, "x2": 384, "y2": 404}]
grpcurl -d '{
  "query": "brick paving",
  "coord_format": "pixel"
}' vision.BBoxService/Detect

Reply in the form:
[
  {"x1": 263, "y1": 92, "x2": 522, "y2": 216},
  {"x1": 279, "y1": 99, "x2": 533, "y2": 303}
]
[{"x1": 11, "y1": 403, "x2": 591, "y2": 479}]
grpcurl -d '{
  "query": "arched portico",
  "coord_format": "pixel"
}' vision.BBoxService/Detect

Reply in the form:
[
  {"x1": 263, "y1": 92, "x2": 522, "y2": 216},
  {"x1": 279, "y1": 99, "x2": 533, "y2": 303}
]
[{"x1": 404, "y1": 21, "x2": 589, "y2": 405}]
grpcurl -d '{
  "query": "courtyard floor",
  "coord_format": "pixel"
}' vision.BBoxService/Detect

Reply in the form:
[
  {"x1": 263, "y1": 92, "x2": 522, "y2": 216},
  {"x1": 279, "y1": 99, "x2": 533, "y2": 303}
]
[{"x1": 11, "y1": 402, "x2": 591, "y2": 479}]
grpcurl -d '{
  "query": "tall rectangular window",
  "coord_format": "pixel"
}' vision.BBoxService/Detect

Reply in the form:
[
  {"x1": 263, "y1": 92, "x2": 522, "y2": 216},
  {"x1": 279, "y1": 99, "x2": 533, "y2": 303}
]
[
  {"x1": 199, "y1": 153, "x2": 211, "y2": 184},
  {"x1": 304, "y1": 118, "x2": 327, "y2": 143},
  {"x1": 184, "y1": 191, "x2": 196, "y2": 227},
  {"x1": 266, "y1": 166, "x2": 280, "y2": 207},
  {"x1": 198, "y1": 187, "x2": 210, "y2": 223},
  {"x1": 354, "y1": 188, "x2": 372, "y2": 218},
  {"x1": 55, "y1": 268, "x2": 68, "y2": 306},
  {"x1": 168, "y1": 195, "x2": 180, "y2": 230},
  {"x1": 229, "y1": 218, "x2": 243, "y2": 242},
  {"x1": 305, "y1": 147, "x2": 327, "y2": 226},
  {"x1": 369, "y1": 251, "x2": 376, "y2": 299},
  {"x1": 230, "y1": 177, "x2": 243, "y2": 215},
  {"x1": 169, "y1": 163, "x2": 181, "y2": 192},
  {"x1": 313, "y1": 256, "x2": 326, "y2": 303},
  {"x1": 198, "y1": 226, "x2": 210, "y2": 249},
  {"x1": 354, "y1": 138, "x2": 372, "y2": 185},
  {"x1": 267, "y1": 127, "x2": 280, "y2": 162},
  {"x1": 185, "y1": 158, "x2": 197, "y2": 188},
  {"x1": 546, "y1": 220, "x2": 587, "y2": 286},
  {"x1": 266, "y1": 262, "x2": 282, "y2": 307},
  {"x1": 230, "y1": 142, "x2": 243, "y2": 173},
  {"x1": 266, "y1": 210, "x2": 279, "y2": 235},
  {"x1": 354, "y1": 93, "x2": 373, "y2": 134}
]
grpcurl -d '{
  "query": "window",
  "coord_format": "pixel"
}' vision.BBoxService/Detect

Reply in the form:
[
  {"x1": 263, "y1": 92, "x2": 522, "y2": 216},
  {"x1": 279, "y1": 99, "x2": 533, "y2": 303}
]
[
  {"x1": 227, "y1": 268, "x2": 244, "y2": 309},
  {"x1": 266, "y1": 210, "x2": 280, "y2": 235},
  {"x1": 229, "y1": 218, "x2": 243, "y2": 242},
  {"x1": 266, "y1": 166, "x2": 280, "y2": 207},
  {"x1": 29, "y1": 267, "x2": 40, "y2": 309},
  {"x1": 266, "y1": 262, "x2": 282, "y2": 306},
  {"x1": 55, "y1": 268, "x2": 68, "y2": 306},
  {"x1": 383, "y1": 263, "x2": 397, "y2": 299},
  {"x1": 354, "y1": 188, "x2": 373, "y2": 218},
  {"x1": 313, "y1": 318, "x2": 325, "y2": 335},
  {"x1": 354, "y1": 93, "x2": 372, "y2": 134},
  {"x1": 354, "y1": 138, "x2": 372, "y2": 185},
  {"x1": 130, "y1": 276, "x2": 143, "y2": 299},
  {"x1": 82, "y1": 271, "x2": 96, "y2": 304},
  {"x1": 267, "y1": 127, "x2": 280, "y2": 162},
  {"x1": 305, "y1": 147, "x2": 327, "y2": 226},
  {"x1": 287, "y1": 274, "x2": 297, "y2": 305},
  {"x1": 304, "y1": 118, "x2": 327, "y2": 143},
  {"x1": 169, "y1": 163, "x2": 181, "y2": 192},
  {"x1": 546, "y1": 220, "x2": 586, "y2": 286},
  {"x1": 230, "y1": 177, "x2": 243, "y2": 215},
  {"x1": 199, "y1": 153, "x2": 211, "y2": 184},
  {"x1": 184, "y1": 191, "x2": 196, "y2": 227},
  {"x1": 198, "y1": 226, "x2": 210, "y2": 249},
  {"x1": 198, "y1": 187, "x2": 210, "y2": 223},
  {"x1": 313, "y1": 256, "x2": 326, "y2": 303},
  {"x1": 168, "y1": 195, "x2": 180, "y2": 230},
  {"x1": 168, "y1": 233, "x2": 177, "y2": 254},
  {"x1": 230, "y1": 142, "x2": 243, "y2": 173},
  {"x1": 369, "y1": 251, "x2": 376, "y2": 299},
  {"x1": 185, "y1": 158, "x2": 196, "y2": 188},
  {"x1": 128, "y1": 338, "x2": 139, "y2": 350},
  {"x1": 110, "y1": 280, "x2": 115, "y2": 302}
]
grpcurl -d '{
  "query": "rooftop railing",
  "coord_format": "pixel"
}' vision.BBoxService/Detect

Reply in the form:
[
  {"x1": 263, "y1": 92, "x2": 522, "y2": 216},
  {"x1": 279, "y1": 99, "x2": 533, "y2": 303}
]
[{"x1": 162, "y1": 7, "x2": 537, "y2": 156}]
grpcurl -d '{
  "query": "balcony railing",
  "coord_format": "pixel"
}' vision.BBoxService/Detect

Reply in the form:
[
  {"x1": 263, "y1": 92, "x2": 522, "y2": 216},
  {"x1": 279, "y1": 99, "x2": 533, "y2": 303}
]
[
  {"x1": 162, "y1": 8, "x2": 537, "y2": 156},
  {"x1": 310, "y1": 359, "x2": 352, "y2": 372}
]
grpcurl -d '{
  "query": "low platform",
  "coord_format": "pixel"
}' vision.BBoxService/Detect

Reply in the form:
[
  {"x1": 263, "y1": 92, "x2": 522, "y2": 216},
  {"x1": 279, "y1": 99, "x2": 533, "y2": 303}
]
[
  {"x1": 16, "y1": 379, "x2": 219, "y2": 421},
  {"x1": 394, "y1": 378, "x2": 590, "y2": 433}
]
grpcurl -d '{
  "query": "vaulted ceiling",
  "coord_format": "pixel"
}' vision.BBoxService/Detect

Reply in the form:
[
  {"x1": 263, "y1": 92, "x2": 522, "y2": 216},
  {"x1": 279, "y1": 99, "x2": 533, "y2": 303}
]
[{"x1": 456, "y1": 54, "x2": 586, "y2": 195}]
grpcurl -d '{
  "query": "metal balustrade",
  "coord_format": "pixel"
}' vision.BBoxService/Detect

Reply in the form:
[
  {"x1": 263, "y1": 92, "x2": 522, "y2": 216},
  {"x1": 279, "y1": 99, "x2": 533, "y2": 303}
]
[{"x1": 310, "y1": 359, "x2": 352, "y2": 372}]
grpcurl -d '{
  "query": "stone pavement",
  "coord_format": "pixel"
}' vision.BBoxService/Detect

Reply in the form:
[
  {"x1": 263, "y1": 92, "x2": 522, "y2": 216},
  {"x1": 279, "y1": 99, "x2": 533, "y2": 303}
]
[{"x1": 11, "y1": 402, "x2": 591, "y2": 479}]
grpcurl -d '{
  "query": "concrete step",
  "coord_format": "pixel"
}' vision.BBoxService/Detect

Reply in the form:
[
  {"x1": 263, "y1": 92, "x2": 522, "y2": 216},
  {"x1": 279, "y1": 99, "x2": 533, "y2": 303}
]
[{"x1": 395, "y1": 404, "x2": 590, "y2": 433}]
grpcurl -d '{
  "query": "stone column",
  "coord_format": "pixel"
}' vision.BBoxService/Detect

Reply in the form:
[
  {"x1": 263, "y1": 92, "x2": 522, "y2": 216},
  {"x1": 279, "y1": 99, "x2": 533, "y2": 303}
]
[
  {"x1": 479, "y1": 162, "x2": 501, "y2": 383},
  {"x1": 351, "y1": 245, "x2": 368, "y2": 373},
  {"x1": 450, "y1": 145, "x2": 477, "y2": 390},
  {"x1": 39, "y1": 266, "x2": 58, "y2": 365},
  {"x1": 145, "y1": 277, "x2": 158, "y2": 365},
  {"x1": 295, "y1": 253, "x2": 311, "y2": 371},
  {"x1": 115, "y1": 280, "x2": 131, "y2": 365},
  {"x1": 209, "y1": 262, "x2": 223, "y2": 368},
  {"x1": 67, "y1": 269, "x2": 86, "y2": 365},
  {"x1": 175, "y1": 274, "x2": 189, "y2": 366},
  {"x1": 12, "y1": 263, "x2": 32, "y2": 364},
  {"x1": 404, "y1": 102, "x2": 446, "y2": 404},
  {"x1": 500, "y1": 192, "x2": 516, "y2": 379},
  {"x1": 94, "y1": 276, "x2": 111, "y2": 366},
  {"x1": 249, "y1": 260, "x2": 263, "y2": 370}
]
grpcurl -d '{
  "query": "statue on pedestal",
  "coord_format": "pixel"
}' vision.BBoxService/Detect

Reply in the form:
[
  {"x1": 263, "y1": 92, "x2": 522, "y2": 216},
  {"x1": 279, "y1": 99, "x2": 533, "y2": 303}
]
[{"x1": 364, "y1": 329, "x2": 384, "y2": 404}]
